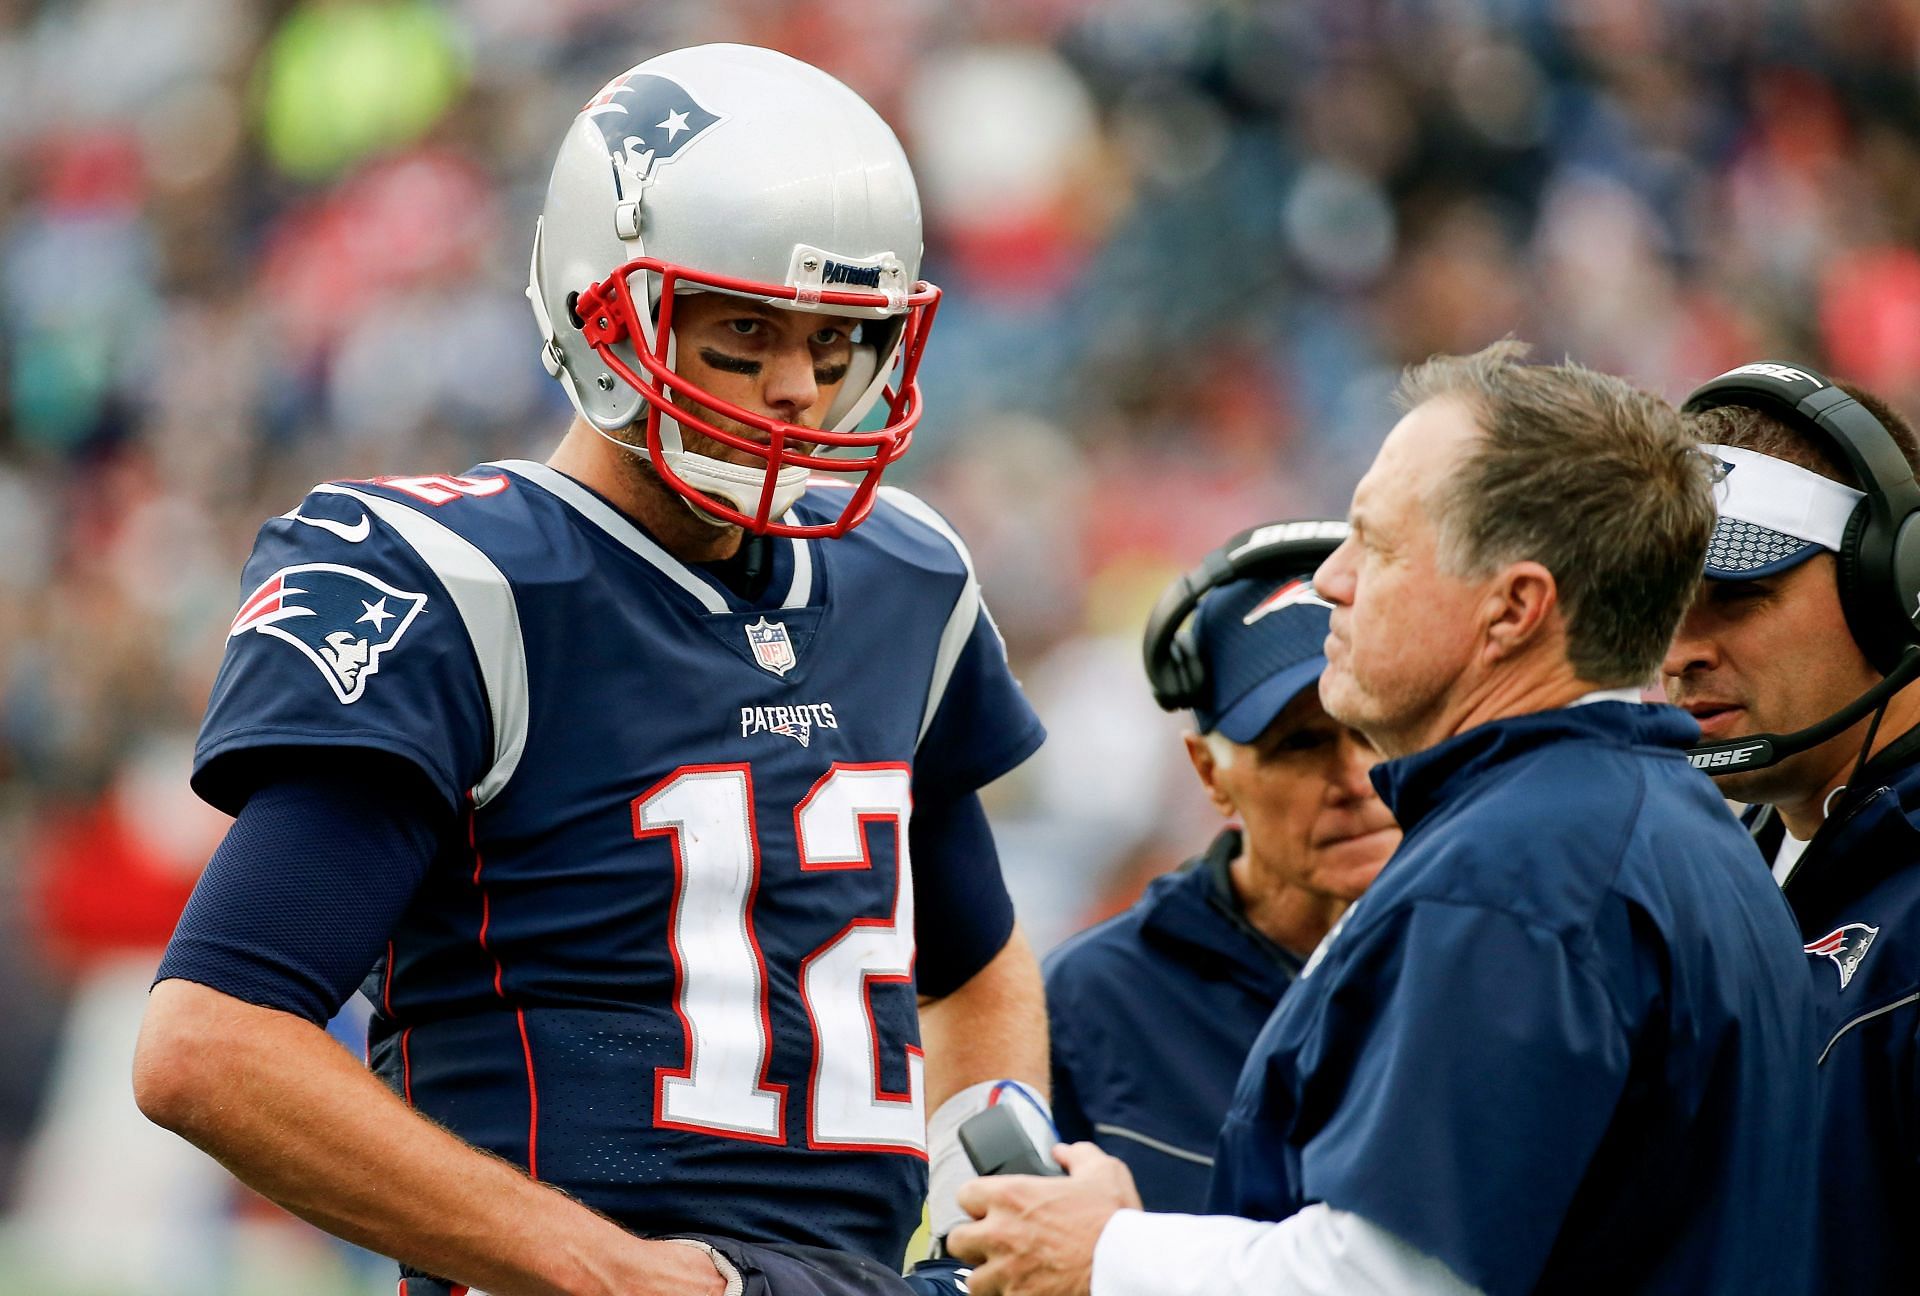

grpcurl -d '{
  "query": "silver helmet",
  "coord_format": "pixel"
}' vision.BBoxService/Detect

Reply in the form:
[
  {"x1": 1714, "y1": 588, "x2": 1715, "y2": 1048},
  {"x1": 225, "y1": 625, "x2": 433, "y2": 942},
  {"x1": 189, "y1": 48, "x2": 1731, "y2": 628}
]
[{"x1": 528, "y1": 44, "x2": 941, "y2": 537}]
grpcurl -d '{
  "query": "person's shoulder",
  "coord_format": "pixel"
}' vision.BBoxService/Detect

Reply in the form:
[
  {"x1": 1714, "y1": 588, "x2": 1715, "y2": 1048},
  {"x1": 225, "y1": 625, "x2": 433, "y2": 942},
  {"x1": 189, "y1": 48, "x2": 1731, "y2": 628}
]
[
  {"x1": 801, "y1": 481, "x2": 976, "y2": 581},
  {"x1": 325, "y1": 465, "x2": 548, "y2": 538},
  {"x1": 1384, "y1": 744, "x2": 1658, "y2": 933},
  {"x1": 1043, "y1": 872, "x2": 1195, "y2": 1002}
]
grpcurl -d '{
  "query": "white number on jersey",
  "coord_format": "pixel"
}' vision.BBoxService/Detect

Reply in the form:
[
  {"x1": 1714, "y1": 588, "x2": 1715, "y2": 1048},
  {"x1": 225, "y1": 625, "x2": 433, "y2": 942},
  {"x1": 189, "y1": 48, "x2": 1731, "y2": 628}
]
[{"x1": 633, "y1": 762, "x2": 923, "y2": 1153}]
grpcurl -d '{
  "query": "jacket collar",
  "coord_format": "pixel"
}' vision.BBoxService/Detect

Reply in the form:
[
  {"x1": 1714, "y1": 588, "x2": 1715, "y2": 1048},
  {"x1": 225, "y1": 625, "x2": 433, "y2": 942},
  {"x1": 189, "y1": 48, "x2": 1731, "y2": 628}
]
[
  {"x1": 1784, "y1": 729, "x2": 1920, "y2": 918},
  {"x1": 1372, "y1": 701, "x2": 1701, "y2": 831},
  {"x1": 1139, "y1": 829, "x2": 1302, "y2": 992}
]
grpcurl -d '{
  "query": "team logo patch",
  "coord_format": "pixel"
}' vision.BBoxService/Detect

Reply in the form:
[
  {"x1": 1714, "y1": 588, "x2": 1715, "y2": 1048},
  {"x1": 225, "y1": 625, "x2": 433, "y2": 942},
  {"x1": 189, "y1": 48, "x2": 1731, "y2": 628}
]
[
  {"x1": 582, "y1": 72, "x2": 725, "y2": 197},
  {"x1": 745, "y1": 617, "x2": 798, "y2": 677},
  {"x1": 229, "y1": 564, "x2": 427, "y2": 704},
  {"x1": 740, "y1": 702, "x2": 839, "y2": 747},
  {"x1": 1805, "y1": 923, "x2": 1879, "y2": 989},
  {"x1": 1243, "y1": 577, "x2": 1334, "y2": 626}
]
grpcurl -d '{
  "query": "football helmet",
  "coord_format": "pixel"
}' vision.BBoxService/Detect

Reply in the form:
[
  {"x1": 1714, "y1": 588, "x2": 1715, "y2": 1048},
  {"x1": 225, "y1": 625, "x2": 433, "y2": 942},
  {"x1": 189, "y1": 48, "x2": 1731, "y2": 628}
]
[{"x1": 528, "y1": 44, "x2": 941, "y2": 538}]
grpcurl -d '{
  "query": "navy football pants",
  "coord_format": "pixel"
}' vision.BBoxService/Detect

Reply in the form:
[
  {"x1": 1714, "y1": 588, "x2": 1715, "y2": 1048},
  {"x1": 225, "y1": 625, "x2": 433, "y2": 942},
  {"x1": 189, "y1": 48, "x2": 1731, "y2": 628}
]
[{"x1": 400, "y1": 1233, "x2": 917, "y2": 1295}]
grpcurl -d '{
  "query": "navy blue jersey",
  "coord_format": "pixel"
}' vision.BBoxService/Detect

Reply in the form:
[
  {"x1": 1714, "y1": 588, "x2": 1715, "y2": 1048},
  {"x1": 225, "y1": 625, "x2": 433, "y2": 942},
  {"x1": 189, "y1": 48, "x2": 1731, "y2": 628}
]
[
  {"x1": 186, "y1": 462, "x2": 1044, "y2": 1262},
  {"x1": 1044, "y1": 830, "x2": 1297, "y2": 1212},
  {"x1": 1209, "y1": 703, "x2": 1820, "y2": 1296},
  {"x1": 1772, "y1": 730, "x2": 1920, "y2": 1287}
]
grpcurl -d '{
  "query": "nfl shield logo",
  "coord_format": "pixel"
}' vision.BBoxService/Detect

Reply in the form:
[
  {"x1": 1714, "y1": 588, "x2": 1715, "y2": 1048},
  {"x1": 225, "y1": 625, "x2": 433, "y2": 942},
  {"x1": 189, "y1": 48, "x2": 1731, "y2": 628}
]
[{"x1": 745, "y1": 616, "x2": 798, "y2": 677}]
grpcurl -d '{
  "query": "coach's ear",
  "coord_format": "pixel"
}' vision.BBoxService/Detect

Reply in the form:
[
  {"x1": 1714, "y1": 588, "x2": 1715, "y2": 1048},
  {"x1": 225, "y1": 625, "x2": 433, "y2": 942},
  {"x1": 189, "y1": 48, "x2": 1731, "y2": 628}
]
[
  {"x1": 1184, "y1": 733, "x2": 1236, "y2": 818},
  {"x1": 1481, "y1": 560, "x2": 1559, "y2": 665}
]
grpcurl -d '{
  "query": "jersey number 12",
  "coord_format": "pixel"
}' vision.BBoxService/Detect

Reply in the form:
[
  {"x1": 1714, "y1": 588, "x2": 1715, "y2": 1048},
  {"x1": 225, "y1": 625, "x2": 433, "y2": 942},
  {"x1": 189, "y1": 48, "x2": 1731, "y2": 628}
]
[{"x1": 634, "y1": 762, "x2": 924, "y2": 1155}]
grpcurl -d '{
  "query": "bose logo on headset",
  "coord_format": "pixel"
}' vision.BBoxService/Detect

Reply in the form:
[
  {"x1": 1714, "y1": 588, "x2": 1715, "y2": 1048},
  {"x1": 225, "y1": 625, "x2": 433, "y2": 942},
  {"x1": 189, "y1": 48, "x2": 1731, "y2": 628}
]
[
  {"x1": 1228, "y1": 519, "x2": 1350, "y2": 562},
  {"x1": 1722, "y1": 363, "x2": 1823, "y2": 388},
  {"x1": 1688, "y1": 742, "x2": 1768, "y2": 771}
]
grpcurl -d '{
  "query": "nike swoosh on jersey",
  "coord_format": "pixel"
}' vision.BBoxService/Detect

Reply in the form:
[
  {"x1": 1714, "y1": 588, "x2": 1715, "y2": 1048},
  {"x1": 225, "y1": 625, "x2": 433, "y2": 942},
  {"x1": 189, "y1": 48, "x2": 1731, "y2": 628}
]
[{"x1": 285, "y1": 510, "x2": 372, "y2": 542}]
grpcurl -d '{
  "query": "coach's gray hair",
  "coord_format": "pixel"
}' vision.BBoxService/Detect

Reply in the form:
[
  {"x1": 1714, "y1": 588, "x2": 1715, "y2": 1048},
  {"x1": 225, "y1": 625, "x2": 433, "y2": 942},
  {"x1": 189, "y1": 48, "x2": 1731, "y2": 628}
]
[{"x1": 1399, "y1": 340, "x2": 1715, "y2": 686}]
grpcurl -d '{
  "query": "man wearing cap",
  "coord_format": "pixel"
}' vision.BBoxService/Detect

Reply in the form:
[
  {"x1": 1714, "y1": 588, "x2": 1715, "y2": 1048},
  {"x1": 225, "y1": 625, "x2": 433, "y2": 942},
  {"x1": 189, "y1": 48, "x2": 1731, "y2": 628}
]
[
  {"x1": 1042, "y1": 542, "x2": 1399, "y2": 1212},
  {"x1": 951, "y1": 341, "x2": 1820, "y2": 1296},
  {"x1": 1665, "y1": 369, "x2": 1920, "y2": 1287}
]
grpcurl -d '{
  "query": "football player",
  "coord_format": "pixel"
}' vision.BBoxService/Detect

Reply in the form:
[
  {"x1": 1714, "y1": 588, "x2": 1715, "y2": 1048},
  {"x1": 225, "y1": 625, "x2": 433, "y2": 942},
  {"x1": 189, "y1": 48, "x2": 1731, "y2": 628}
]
[{"x1": 135, "y1": 45, "x2": 1045, "y2": 1296}]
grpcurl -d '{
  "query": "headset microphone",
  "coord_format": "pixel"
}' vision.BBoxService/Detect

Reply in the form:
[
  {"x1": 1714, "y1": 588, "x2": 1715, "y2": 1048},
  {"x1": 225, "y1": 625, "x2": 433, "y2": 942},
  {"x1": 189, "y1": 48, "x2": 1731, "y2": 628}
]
[{"x1": 1685, "y1": 649, "x2": 1920, "y2": 773}]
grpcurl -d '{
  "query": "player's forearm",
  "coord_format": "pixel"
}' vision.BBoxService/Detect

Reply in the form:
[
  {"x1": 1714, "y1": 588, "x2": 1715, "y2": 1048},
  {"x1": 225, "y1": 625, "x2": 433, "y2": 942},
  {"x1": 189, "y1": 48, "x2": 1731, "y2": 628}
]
[
  {"x1": 134, "y1": 979, "x2": 718, "y2": 1296},
  {"x1": 919, "y1": 922, "x2": 1049, "y2": 1108}
]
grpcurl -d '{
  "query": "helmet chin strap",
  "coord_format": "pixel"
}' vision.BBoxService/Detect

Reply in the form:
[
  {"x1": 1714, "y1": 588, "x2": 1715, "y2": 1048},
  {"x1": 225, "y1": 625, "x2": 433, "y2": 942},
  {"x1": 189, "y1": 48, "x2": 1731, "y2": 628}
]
[
  {"x1": 668, "y1": 448, "x2": 810, "y2": 526},
  {"x1": 581, "y1": 418, "x2": 809, "y2": 529}
]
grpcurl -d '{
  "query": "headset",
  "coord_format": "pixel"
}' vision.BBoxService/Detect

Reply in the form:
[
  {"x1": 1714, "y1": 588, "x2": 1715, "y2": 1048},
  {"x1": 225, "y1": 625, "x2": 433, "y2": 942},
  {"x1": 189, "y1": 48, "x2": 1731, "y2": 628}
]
[
  {"x1": 1681, "y1": 361, "x2": 1920, "y2": 773},
  {"x1": 1142, "y1": 518, "x2": 1349, "y2": 712}
]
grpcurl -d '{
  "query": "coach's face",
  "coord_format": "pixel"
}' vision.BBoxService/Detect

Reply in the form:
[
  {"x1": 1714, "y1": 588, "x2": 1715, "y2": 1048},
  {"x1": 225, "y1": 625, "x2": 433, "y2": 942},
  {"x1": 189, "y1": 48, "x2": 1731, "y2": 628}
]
[
  {"x1": 1314, "y1": 398, "x2": 1490, "y2": 758},
  {"x1": 1662, "y1": 555, "x2": 1883, "y2": 808}
]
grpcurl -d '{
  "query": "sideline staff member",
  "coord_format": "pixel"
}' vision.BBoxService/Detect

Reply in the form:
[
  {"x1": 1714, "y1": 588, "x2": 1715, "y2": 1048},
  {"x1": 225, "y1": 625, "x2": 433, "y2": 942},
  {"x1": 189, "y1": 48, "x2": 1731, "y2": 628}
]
[
  {"x1": 1045, "y1": 523, "x2": 1399, "y2": 1211},
  {"x1": 1665, "y1": 361, "x2": 1920, "y2": 1288},
  {"x1": 951, "y1": 342, "x2": 1821, "y2": 1296}
]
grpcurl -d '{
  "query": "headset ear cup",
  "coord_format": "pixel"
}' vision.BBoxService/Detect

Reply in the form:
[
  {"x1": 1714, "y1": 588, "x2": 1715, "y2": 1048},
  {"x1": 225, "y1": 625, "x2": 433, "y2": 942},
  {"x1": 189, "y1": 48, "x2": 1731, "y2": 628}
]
[
  {"x1": 1837, "y1": 499, "x2": 1900, "y2": 675},
  {"x1": 1167, "y1": 622, "x2": 1204, "y2": 711},
  {"x1": 1891, "y1": 509, "x2": 1920, "y2": 661}
]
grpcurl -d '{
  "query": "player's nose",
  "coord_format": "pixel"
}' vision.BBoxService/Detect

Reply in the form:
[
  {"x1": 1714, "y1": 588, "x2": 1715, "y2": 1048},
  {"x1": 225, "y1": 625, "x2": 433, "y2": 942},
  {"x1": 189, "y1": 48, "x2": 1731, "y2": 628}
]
[{"x1": 762, "y1": 343, "x2": 821, "y2": 425}]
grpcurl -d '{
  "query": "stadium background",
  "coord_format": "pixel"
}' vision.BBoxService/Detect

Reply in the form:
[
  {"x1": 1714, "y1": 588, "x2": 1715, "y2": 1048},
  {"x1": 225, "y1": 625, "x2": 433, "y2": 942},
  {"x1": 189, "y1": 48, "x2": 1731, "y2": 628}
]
[{"x1": 2, "y1": 0, "x2": 1915, "y2": 1290}]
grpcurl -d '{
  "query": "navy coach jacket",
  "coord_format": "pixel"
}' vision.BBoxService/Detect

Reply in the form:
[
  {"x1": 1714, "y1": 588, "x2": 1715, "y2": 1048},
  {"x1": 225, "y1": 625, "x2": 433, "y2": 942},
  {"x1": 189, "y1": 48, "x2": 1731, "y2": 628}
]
[
  {"x1": 1776, "y1": 727, "x2": 1920, "y2": 1288},
  {"x1": 1044, "y1": 829, "x2": 1299, "y2": 1212},
  {"x1": 1210, "y1": 703, "x2": 1821, "y2": 1296}
]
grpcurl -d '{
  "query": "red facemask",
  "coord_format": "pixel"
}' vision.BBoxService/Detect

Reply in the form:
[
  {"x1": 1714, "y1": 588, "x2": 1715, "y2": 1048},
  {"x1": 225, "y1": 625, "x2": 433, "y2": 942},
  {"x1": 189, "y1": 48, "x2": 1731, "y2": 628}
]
[{"x1": 572, "y1": 258, "x2": 941, "y2": 538}]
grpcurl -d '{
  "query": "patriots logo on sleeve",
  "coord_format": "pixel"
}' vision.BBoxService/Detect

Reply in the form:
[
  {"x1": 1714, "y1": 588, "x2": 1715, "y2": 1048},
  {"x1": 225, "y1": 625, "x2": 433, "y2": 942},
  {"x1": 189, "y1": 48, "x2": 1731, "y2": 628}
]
[
  {"x1": 229, "y1": 564, "x2": 428, "y2": 704},
  {"x1": 1805, "y1": 923, "x2": 1879, "y2": 990}
]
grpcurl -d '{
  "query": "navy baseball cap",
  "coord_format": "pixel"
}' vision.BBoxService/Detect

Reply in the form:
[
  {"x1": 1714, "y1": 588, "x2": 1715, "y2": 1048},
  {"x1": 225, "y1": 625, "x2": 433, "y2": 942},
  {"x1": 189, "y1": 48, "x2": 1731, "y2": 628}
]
[
  {"x1": 1190, "y1": 572, "x2": 1334, "y2": 743},
  {"x1": 1703, "y1": 443, "x2": 1864, "y2": 579}
]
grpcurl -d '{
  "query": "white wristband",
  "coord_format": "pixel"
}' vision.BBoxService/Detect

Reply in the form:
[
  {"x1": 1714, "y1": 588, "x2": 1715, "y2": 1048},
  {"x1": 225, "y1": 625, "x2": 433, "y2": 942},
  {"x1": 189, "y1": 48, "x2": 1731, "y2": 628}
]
[
  {"x1": 926, "y1": 1078, "x2": 1052, "y2": 1241},
  {"x1": 663, "y1": 1237, "x2": 745, "y2": 1296}
]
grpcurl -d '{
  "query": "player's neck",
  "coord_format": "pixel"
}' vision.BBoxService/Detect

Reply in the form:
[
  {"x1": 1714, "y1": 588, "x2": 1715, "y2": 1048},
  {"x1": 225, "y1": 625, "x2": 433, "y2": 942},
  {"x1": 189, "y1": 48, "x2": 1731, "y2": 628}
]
[{"x1": 548, "y1": 420, "x2": 744, "y2": 563}]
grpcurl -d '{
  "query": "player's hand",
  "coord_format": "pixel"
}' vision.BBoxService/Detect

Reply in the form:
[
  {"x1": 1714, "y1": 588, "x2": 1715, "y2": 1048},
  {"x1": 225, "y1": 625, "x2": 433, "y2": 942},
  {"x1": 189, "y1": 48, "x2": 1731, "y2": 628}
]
[
  {"x1": 945, "y1": 1143, "x2": 1141, "y2": 1296},
  {"x1": 643, "y1": 1237, "x2": 736, "y2": 1296}
]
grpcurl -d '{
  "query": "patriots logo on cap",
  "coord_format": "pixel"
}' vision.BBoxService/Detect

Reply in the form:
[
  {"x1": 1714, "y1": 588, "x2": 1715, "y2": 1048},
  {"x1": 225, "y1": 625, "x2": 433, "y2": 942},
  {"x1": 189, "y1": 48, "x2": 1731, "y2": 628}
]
[
  {"x1": 1805, "y1": 922, "x2": 1879, "y2": 990},
  {"x1": 1242, "y1": 577, "x2": 1334, "y2": 627},
  {"x1": 583, "y1": 72, "x2": 725, "y2": 197},
  {"x1": 230, "y1": 564, "x2": 428, "y2": 704}
]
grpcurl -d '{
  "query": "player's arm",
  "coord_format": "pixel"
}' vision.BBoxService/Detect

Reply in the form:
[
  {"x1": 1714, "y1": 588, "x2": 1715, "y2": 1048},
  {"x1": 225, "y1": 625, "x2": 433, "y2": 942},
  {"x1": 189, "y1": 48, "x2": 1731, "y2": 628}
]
[
  {"x1": 133, "y1": 768, "x2": 724, "y2": 1296},
  {"x1": 908, "y1": 788, "x2": 1050, "y2": 1253},
  {"x1": 920, "y1": 919, "x2": 1049, "y2": 1116},
  {"x1": 136, "y1": 981, "x2": 722, "y2": 1296}
]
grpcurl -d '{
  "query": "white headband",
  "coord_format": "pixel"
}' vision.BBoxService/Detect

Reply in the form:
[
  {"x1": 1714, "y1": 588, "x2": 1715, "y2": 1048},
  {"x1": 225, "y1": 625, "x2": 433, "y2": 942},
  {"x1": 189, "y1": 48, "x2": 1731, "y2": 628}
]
[{"x1": 1705, "y1": 443, "x2": 1864, "y2": 551}]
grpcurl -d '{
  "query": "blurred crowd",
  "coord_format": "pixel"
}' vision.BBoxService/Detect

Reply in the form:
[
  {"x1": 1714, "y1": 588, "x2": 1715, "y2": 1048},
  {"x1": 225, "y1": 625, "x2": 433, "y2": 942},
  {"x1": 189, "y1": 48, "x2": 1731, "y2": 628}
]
[{"x1": 7, "y1": 0, "x2": 1920, "y2": 1289}]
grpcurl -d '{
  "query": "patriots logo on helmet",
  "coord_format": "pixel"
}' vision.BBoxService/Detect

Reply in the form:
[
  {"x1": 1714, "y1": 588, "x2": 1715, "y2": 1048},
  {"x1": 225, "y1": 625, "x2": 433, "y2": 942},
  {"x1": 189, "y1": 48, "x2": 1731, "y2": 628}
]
[
  {"x1": 582, "y1": 72, "x2": 725, "y2": 197},
  {"x1": 1242, "y1": 577, "x2": 1334, "y2": 626},
  {"x1": 230, "y1": 564, "x2": 428, "y2": 704},
  {"x1": 1805, "y1": 922, "x2": 1879, "y2": 989}
]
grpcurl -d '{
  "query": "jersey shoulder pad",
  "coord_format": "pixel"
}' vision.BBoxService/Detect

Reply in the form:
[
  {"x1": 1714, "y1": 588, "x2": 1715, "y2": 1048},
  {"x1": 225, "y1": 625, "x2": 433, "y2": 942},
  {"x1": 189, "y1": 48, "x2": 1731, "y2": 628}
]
[
  {"x1": 231, "y1": 483, "x2": 455, "y2": 688},
  {"x1": 832, "y1": 485, "x2": 978, "y2": 582}
]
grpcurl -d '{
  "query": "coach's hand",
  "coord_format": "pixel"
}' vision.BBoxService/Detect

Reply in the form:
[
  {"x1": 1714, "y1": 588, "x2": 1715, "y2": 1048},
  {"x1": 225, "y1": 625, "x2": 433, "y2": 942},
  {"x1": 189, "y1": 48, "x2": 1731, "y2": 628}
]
[{"x1": 945, "y1": 1143, "x2": 1142, "y2": 1296}]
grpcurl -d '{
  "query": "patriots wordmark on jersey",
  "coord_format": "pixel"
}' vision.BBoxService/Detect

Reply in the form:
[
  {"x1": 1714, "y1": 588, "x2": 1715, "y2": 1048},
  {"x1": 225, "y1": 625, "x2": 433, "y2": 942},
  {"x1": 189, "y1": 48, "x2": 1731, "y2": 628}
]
[{"x1": 191, "y1": 463, "x2": 1043, "y2": 1261}]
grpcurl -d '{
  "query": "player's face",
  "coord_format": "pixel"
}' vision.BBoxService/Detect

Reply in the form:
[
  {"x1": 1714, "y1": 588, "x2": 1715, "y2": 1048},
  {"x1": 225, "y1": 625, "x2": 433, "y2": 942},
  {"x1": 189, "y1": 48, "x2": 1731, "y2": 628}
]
[
  {"x1": 1227, "y1": 689, "x2": 1400, "y2": 901},
  {"x1": 667, "y1": 293, "x2": 860, "y2": 462},
  {"x1": 1314, "y1": 398, "x2": 1489, "y2": 758},
  {"x1": 1661, "y1": 555, "x2": 1884, "y2": 807}
]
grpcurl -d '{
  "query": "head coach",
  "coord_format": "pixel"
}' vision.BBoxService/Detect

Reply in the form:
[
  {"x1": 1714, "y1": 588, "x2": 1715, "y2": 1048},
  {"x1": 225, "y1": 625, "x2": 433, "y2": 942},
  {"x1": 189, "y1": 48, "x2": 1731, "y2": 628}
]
[
  {"x1": 1665, "y1": 360, "x2": 1920, "y2": 1288},
  {"x1": 949, "y1": 341, "x2": 1821, "y2": 1296},
  {"x1": 1041, "y1": 521, "x2": 1398, "y2": 1213}
]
